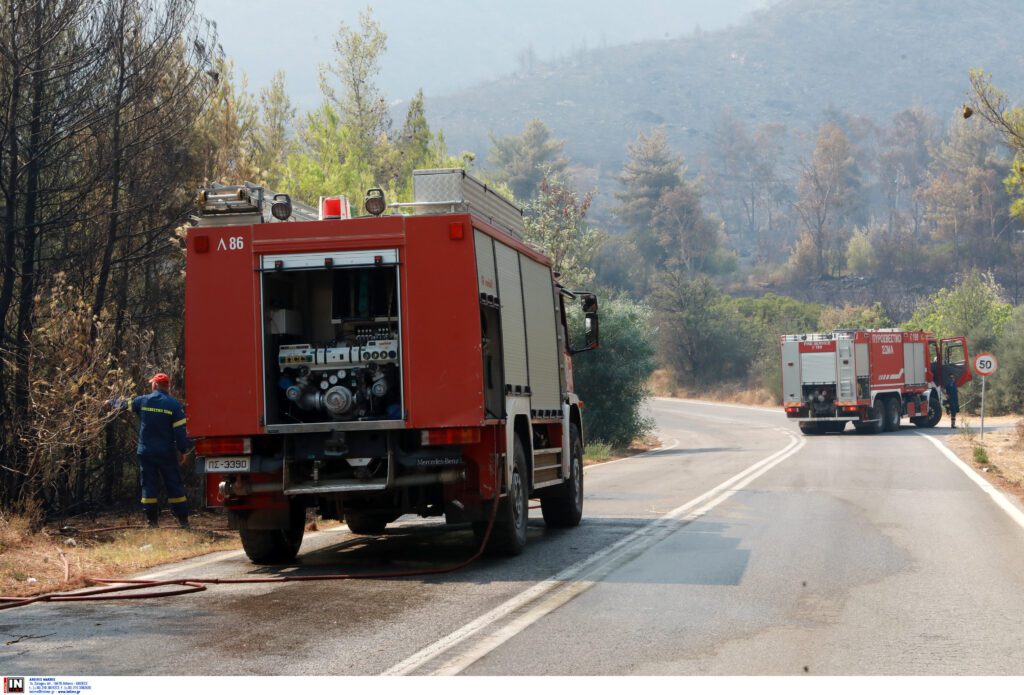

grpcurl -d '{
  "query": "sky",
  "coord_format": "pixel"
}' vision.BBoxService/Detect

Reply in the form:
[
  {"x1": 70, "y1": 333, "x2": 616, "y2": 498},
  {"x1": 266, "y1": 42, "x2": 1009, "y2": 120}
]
[{"x1": 195, "y1": 0, "x2": 770, "y2": 111}]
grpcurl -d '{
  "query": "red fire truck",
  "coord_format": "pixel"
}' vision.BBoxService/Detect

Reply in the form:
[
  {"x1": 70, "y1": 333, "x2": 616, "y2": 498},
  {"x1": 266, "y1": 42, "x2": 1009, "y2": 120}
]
[
  {"x1": 781, "y1": 329, "x2": 972, "y2": 435},
  {"x1": 184, "y1": 169, "x2": 599, "y2": 563}
]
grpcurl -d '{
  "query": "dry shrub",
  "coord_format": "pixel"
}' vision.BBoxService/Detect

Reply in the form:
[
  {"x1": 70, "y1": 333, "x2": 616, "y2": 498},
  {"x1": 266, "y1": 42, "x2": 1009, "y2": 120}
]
[
  {"x1": 2, "y1": 274, "x2": 142, "y2": 523},
  {"x1": 653, "y1": 369, "x2": 778, "y2": 407},
  {"x1": 648, "y1": 368, "x2": 674, "y2": 397}
]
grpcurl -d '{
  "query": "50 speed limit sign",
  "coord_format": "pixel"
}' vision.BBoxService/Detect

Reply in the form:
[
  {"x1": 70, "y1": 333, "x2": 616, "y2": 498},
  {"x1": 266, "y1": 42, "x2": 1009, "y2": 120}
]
[{"x1": 974, "y1": 352, "x2": 998, "y2": 377}]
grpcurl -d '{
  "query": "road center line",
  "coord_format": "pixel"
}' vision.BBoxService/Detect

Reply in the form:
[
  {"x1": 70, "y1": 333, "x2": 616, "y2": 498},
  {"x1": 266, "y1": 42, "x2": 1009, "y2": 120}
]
[{"x1": 382, "y1": 429, "x2": 805, "y2": 676}]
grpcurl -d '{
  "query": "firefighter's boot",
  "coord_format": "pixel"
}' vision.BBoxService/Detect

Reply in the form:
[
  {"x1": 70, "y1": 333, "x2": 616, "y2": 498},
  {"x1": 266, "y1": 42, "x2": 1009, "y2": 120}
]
[
  {"x1": 950, "y1": 415, "x2": 956, "y2": 428},
  {"x1": 176, "y1": 512, "x2": 190, "y2": 529},
  {"x1": 145, "y1": 508, "x2": 159, "y2": 528}
]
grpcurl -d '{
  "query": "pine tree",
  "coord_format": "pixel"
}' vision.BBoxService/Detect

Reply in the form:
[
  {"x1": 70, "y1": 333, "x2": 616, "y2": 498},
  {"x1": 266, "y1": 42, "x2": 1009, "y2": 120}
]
[{"x1": 488, "y1": 119, "x2": 568, "y2": 202}]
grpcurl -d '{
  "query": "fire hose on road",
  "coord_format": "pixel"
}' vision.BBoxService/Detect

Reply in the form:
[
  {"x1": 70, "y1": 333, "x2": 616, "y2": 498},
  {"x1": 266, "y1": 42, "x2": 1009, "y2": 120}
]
[{"x1": 0, "y1": 460, "x2": 506, "y2": 612}]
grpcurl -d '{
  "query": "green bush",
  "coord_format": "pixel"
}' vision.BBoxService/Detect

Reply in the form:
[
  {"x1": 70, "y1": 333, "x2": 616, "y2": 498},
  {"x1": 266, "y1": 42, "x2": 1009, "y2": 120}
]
[
  {"x1": 653, "y1": 275, "x2": 753, "y2": 387},
  {"x1": 906, "y1": 269, "x2": 1013, "y2": 414},
  {"x1": 569, "y1": 297, "x2": 656, "y2": 448},
  {"x1": 990, "y1": 305, "x2": 1024, "y2": 414},
  {"x1": 906, "y1": 269, "x2": 1011, "y2": 354},
  {"x1": 733, "y1": 292, "x2": 823, "y2": 399}
]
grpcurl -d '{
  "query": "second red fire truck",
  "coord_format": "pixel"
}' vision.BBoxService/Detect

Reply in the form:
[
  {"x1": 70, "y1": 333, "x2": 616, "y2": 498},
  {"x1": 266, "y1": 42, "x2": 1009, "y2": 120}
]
[{"x1": 781, "y1": 329, "x2": 972, "y2": 434}]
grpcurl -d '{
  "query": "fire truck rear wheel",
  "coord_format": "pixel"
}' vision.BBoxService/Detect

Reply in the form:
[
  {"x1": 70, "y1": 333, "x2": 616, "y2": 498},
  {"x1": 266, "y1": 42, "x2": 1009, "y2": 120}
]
[
  {"x1": 883, "y1": 397, "x2": 901, "y2": 432},
  {"x1": 799, "y1": 421, "x2": 824, "y2": 435},
  {"x1": 540, "y1": 423, "x2": 584, "y2": 528},
  {"x1": 484, "y1": 437, "x2": 529, "y2": 556},
  {"x1": 239, "y1": 503, "x2": 306, "y2": 565}
]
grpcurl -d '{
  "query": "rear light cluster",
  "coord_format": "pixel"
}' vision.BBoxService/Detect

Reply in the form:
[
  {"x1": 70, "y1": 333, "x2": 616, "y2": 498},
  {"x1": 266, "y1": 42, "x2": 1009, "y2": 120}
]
[
  {"x1": 196, "y1": 437, "x2": 251, "y2": 456},
  {"x1": 421, "y1": 428, "x2": 481, "y2": 446}
]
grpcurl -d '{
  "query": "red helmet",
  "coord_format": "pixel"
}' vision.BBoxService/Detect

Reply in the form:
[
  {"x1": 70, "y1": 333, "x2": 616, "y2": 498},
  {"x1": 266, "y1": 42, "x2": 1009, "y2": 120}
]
[{"x1": 148, "y1": 373, "x2": 170, "y2": 388}]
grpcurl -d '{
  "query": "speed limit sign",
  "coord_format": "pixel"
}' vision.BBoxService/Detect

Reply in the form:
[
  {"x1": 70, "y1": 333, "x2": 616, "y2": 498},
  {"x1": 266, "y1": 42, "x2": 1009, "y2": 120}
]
[{"x1": 974, "y1": 353, "x2": 998, "y2": 377}]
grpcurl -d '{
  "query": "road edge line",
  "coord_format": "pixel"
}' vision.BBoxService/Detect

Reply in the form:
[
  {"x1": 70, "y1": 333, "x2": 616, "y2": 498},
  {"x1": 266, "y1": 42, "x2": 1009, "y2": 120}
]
[
  {"x1": 584, "y1": 437, "x2": 680, "y2": 471},
  {"x1": 916, "y1": 432, "x2": 1024, "y2": 531},
  {"x1": 134, "y1": 527, "x2": 345, "y2": 580}
]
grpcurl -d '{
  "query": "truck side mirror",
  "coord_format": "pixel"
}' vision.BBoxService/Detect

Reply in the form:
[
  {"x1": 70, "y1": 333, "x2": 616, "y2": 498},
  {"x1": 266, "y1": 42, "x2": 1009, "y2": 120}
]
[
  {"x1": 585, "y1": 313, "x2": 599, "y2": 350},
  {"x1": 571, "y1": 292, "x2": 599, "y2": 354}
]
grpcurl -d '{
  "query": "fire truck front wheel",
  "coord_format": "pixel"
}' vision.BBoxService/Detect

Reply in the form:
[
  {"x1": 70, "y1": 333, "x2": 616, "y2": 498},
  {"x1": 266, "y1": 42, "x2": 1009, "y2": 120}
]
[
  {"x1": 912, "y1": 392, "x2": 943, "y2": 428},
  {"x1": 238, "y1": 502, "x2": 306, "y2": 564},
  {"x1": 540, "y1": 423, "x2": 584, "y2": 528},
  {"x1": 478, "y1": 437, "x2": 529, "y2": 556}
]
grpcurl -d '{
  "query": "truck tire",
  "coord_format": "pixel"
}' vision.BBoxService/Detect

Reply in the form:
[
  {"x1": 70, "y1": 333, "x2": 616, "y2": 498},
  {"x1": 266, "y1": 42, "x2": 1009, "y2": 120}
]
[
  {"x1": 799, "y1": 421, "x2": 824, "y2": 435},
  {"x1": 239, "y1": 503, "x2": 306, "y2": 565},
  {"x1": 855, "y1": 399, "x2": 885, "y2": 435},
  {"x1": 344, "y1": 511, "x2": 388, "y2": 535},
  {"x1": 540, "y1": 423, "x2": 584, "y2": 528},
  {"x1": 913, "y1": 392, "x2": 942, "y2": 429},
  {"x1": 481, "y1": 437, "x2": 529, "y2": 556},
  {"x1": 883, "y1": 396, "x2": 901, "y2": 432}
]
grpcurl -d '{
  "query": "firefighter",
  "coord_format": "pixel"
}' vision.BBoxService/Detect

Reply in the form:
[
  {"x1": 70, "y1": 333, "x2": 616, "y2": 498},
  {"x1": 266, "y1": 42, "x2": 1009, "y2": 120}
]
[
  {"x1": 944, "y1": 373, "x2": 960, "y2": 429},
  {"x1": 106, "y1": 373, "x2": 192, "y2": 528}
]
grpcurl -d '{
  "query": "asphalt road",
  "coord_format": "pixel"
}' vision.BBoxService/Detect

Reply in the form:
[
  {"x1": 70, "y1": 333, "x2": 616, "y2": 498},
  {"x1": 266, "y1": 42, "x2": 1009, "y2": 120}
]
[{"x1": 5, "y1": 397, "x2": 1024, "y2": 676}]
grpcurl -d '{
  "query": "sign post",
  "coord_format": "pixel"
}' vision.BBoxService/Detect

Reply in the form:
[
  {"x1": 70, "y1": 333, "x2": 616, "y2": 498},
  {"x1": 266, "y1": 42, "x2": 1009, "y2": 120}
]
[{"x1": 973, "y1": 353, "x2": 998, "y2": 441}]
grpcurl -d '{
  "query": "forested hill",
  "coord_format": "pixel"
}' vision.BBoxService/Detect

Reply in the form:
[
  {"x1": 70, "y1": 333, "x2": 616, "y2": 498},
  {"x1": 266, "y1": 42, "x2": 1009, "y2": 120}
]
[{"x1": 425, "y1": 0, "x2": 1024, "y2": 168}]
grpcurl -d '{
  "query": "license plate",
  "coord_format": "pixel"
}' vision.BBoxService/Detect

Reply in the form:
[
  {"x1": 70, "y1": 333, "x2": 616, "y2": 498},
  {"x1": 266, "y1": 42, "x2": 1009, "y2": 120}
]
[{"x1": 205, "y1": 456, "x2": 251, "y2": 473}]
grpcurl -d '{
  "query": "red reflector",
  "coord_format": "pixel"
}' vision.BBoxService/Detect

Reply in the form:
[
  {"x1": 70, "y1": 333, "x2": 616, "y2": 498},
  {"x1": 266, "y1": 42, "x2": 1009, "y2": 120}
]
[
  {"x1": 785, "y1": 407, "x2": 800, "y2": 413},
  {"x1": 196, "y1": 437, "x2": 252, "y2": 456},
  {"x1": 194, "y1": 235, "x2": 210, "y2": 253},
  {"x1": 449, "y1": 222, "x2": 465, "y2": 240},
  {"x1": 420, "y1": 428, "x2": 481, "y2": 446}
]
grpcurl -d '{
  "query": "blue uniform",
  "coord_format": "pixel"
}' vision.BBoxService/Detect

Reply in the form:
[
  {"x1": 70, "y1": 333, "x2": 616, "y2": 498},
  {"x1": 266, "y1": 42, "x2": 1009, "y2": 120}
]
[
  {"x1": 945, "y1": 378, "x2": 959, "y2": 414},
  {"x1": 114, "y1": 390, "x2": 191, "y2": 517}
]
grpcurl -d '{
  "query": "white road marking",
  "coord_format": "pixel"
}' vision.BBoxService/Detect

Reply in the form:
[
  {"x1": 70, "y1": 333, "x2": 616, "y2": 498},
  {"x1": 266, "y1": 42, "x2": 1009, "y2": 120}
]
[
  {"x1": 917, "y1": 432, "x2": 1024, "y2": 531},
  {"x1": 382, "y1": 429, "x2": 806, "y2": 676},
  {"x1": 134, "y1": 527, "x2": 347, "y2": 580}
]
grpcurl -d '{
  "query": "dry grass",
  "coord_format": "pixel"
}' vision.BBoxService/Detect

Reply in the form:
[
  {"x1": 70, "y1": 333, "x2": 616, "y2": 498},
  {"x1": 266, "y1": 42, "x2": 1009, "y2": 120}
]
[
  {"x1": 648, "y1": 368, "x2": 778, "y2": 408},
  {"x1": 0, "y1": 510, "x2": 240, "y2": 599},
  {"x1": 583, "y1": 433, "x2": 661, "y2": 466},
  {"x1": 948, "y1": 415, "x2": 1024, "y2": 490}
]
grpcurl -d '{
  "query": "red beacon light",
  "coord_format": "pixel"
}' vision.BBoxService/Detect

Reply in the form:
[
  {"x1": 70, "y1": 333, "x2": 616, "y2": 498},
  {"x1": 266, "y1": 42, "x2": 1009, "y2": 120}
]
[{"x1": 319, "y1": 195, "x2": 351, "y2": 221}]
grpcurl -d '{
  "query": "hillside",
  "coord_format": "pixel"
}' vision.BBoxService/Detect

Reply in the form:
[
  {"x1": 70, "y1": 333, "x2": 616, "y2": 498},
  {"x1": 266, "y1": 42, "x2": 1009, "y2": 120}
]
[{"x1": 425, "y1": 0, "x2": 1024, "y2": 177}]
